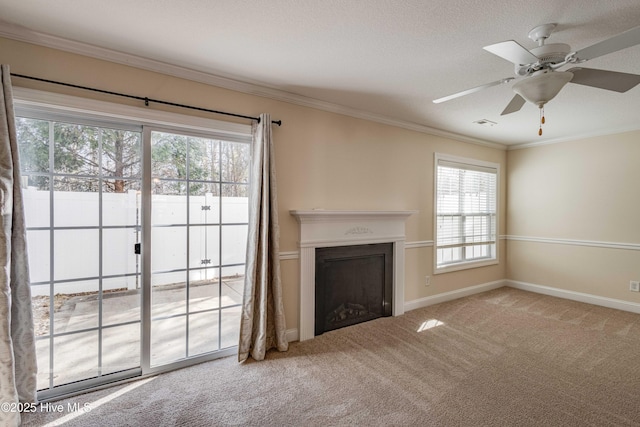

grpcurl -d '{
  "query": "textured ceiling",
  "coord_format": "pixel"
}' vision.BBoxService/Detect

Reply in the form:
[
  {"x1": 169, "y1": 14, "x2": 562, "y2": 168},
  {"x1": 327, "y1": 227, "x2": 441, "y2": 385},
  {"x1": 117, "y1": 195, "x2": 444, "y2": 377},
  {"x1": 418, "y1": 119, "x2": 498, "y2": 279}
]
[{"x1": 1, "y1": 0, "x2": 640, "y2": 146}]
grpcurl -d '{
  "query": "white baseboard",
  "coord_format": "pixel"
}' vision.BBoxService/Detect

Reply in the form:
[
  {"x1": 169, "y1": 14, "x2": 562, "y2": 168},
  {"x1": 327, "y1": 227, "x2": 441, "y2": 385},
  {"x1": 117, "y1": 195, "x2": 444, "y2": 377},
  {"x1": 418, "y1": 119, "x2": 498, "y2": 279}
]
[
  {"x1": 404, "y1": 280, "x2": 507, "y2": 312},
  {"x1": 289, "y1": 279, "x2": 640, "y2": 342},
  {"x1": 286, "y1": 328, "x2": 299, "y2": 343},
  {"x1": 506, "y1": 280, "x2": 640, "y2": 314},
  {"x1": 287, "y1": 281, "x2": 506, "y2": 342}
]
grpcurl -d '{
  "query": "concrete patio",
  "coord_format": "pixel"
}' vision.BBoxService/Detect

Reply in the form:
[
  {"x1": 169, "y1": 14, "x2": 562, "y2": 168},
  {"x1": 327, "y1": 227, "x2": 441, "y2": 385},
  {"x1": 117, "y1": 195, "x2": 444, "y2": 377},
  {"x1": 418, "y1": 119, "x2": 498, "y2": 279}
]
[{"x1": 35, "y1": 277, "x2": 244, "y2": 390}]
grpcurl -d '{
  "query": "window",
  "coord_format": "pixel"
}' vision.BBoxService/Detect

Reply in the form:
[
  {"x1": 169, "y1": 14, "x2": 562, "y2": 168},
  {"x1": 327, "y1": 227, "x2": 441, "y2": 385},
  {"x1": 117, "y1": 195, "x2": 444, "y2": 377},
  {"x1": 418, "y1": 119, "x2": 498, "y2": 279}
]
[{"x1": 434, "y1": 154, "x2": 498, "y2": 273}]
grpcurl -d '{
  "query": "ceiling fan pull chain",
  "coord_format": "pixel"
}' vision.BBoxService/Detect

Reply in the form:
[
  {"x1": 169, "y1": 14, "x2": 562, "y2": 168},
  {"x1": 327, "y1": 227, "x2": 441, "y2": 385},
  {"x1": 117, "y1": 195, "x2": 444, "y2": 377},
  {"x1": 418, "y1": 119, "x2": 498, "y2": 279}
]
[{"x1": 538, "y1": 106, "x2": 544, "y2": 136}]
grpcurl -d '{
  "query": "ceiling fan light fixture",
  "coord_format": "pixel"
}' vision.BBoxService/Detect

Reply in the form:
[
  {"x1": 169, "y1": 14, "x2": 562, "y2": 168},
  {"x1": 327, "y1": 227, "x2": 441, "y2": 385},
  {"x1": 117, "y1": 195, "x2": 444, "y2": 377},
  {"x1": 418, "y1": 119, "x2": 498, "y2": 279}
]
[{"x1": 512, "y1": 71, "x2": 574, "y2": 107}]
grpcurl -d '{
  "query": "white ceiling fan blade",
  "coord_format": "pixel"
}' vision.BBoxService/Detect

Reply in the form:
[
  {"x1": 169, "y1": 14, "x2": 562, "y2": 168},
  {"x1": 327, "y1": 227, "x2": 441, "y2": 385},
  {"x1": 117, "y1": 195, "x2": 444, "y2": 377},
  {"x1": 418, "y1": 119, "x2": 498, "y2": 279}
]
[
  {"x1": 568, "y1": 68, "x2": 640, "y2": 92},
  {"x1": 483, "y1": 41, "x2": 539, "y2": 65},
  {"x1": 433, "y1": 77, "x2": 514, "y2": 104},
  {"x1": 573, "y1": 25, "x2": 640, "y2": 61},
  {"x1": 500, "y1": 94, "x2": 526, "y2": 115}
]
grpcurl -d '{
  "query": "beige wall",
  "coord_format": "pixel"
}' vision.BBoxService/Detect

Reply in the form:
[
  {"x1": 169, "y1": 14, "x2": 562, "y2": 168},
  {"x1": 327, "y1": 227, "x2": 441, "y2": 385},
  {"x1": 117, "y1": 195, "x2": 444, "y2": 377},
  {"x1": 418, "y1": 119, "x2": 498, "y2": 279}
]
[
  {"x1": 507, "y1": 131, "x2": 640, "y2": 302},
  {"x1": 6, "y1": 33, "x2": 638, "y2": 326},
  {"x1": 1, "y1": 37, "x2": 507, "y2": 332}
]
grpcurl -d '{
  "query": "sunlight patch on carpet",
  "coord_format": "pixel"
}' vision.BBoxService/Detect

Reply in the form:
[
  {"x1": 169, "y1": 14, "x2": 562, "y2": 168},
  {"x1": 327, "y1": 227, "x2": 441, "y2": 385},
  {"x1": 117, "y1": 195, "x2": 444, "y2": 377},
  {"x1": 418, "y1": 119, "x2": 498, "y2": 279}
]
[
  {"x1": 417, "y1": 319, "x2": 444, "y2": 332},
  {"x1": 41, "y1": 377, "x2": 156, "y2": 427}
]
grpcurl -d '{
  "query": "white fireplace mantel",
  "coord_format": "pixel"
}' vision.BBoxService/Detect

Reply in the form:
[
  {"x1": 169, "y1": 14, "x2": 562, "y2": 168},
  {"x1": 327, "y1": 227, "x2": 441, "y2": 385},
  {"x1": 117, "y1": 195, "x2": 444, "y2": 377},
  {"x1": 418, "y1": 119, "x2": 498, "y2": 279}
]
[{"x1": 290, "y1": 209, "x2": 416, "y2": 341}]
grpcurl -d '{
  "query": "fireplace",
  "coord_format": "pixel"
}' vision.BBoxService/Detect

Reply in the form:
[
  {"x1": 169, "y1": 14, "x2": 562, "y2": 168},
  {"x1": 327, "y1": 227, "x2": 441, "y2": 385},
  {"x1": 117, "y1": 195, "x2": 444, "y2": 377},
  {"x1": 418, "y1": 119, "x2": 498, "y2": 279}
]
[
  {"x1": 290, "y1": 210, "x2": 416, "y2": 341},
  {"x1": 315, "y1": 243, "x2": 393, "y2": 335}
]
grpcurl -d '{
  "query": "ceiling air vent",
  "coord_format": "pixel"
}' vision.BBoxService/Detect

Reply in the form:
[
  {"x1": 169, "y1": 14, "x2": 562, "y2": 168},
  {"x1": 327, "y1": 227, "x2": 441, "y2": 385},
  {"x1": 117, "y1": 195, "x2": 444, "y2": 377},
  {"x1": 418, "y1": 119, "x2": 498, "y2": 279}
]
[{"x1": 473, "y1": 119, "x2": 497, "y2": 127}]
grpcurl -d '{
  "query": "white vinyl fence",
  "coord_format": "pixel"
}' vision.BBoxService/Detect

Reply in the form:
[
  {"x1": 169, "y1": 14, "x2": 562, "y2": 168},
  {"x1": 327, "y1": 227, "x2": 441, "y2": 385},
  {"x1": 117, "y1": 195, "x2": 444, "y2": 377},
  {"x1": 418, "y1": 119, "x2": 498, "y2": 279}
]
[{"x1": 24, "y1": 188, "x2": 248, "y2": 296}]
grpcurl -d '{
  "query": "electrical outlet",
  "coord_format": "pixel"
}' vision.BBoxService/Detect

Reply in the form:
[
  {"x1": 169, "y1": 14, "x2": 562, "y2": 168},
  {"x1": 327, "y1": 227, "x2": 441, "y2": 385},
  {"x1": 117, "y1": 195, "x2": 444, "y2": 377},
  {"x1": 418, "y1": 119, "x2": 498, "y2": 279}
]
[
  {"x1": 630, "y1": 281, "x2": 640, "y2": 292},
  {"x1": 425, "y1": 276, "x2": 431, "y2": 287}
]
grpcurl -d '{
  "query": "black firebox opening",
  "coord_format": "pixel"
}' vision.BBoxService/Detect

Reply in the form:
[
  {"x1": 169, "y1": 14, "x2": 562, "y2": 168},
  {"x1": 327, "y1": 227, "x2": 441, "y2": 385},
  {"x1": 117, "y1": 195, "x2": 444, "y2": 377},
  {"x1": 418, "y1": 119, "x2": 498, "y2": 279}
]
[{"x1": 315, "y1": 243, "x2": 393, "y2": 336}]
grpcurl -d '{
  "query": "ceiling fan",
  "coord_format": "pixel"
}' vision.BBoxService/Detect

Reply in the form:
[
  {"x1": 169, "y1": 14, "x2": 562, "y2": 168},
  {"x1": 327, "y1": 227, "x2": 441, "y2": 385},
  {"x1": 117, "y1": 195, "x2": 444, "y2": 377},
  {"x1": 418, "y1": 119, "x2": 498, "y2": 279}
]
[{"x1": 433, "y1": 23, "x2": 640, "y2": 133}]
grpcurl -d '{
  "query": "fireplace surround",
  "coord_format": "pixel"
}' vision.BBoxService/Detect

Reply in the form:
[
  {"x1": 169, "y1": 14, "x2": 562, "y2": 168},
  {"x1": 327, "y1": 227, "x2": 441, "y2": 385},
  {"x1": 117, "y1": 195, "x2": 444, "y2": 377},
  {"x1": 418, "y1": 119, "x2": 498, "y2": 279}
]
[{"x1": 290, "y1": 210, "x2": 416, "y2": 341}]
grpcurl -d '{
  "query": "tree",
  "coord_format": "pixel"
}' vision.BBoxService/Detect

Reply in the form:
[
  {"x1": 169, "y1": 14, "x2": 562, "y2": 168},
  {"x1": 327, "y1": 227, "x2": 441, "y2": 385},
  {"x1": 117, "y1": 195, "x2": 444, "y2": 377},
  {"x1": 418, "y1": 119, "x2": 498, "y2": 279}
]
[
  {"x1": 16, "y1": 117, "x2": 50, "y2": 190},
  {"x1": 16, "y1": 117, "x2": 141, "y2": 193},
  {"x1": 17, "y1": 117, "x2": 249, "y2": 196},
  {"x1": 151, "y1": 131, "x2": 249, "y2": 197},
  {"x1": 151, "y1": 131, "x2": 213, "y2": 195},
  {"x1": 221, "y1": 141, "x2": 249, "y2": 197},
  {"x1": 102, "y1": 129, "x2": 141, "y2": 192}
]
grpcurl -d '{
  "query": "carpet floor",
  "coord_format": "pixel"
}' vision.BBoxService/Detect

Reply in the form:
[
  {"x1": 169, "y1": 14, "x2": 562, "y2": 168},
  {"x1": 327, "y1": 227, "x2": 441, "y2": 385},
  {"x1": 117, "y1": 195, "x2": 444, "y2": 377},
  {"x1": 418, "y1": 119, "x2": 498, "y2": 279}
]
[{"x1": 22, "y1": 287, "x2": 640, "y2": 426}]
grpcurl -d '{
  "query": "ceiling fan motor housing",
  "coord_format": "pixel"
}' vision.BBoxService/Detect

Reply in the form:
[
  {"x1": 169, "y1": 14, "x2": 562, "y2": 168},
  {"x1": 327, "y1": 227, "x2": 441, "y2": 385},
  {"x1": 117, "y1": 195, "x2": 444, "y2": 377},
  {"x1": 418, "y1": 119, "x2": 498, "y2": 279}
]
[
  {"x1": 531, "y1": 43, "x2": 571, "y2": 65},
  {"x1": 515, "y1": 43, "x2": 571, "y2": 76}
]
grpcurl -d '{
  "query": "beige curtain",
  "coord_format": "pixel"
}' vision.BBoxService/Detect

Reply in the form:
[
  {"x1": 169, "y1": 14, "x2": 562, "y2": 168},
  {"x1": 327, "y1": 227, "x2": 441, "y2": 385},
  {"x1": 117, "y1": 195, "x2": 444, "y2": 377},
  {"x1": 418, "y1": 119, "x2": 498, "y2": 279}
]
[
  {"x1": 238, "y1": 113, "x2": 288, "y2": 362},
  {"x1": 0, "y1": 65, "x2": 38, "y2": 427}
]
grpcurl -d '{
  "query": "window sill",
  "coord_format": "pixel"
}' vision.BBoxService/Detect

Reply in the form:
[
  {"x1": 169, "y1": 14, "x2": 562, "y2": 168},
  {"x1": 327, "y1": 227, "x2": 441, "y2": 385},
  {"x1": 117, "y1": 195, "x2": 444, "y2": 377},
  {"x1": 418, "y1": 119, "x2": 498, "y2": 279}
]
[{"x1": 434, "y1": 258, "x2": 498, "y2": 275}]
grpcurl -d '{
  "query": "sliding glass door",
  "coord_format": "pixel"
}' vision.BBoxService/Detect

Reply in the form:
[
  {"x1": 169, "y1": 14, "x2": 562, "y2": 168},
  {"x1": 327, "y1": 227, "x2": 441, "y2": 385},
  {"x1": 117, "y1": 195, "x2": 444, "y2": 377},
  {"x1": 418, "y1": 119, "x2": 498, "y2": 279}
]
[
  {"x1": 17, "y1": 116, "x2": 143, "y2": 397},
  {"x1": 147, "y1": 129, "x2": 248, "y2": 367},
  {"x1": 16, "y1": 110, "x2": 249, "y2": 398}
]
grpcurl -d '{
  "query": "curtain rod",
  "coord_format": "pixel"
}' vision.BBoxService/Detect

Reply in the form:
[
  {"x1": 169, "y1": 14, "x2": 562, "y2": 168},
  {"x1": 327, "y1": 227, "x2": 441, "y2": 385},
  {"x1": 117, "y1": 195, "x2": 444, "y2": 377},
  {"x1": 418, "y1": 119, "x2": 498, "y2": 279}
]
[{"x1": 10, "y1": 73, "x2": 282, "y2": 126}]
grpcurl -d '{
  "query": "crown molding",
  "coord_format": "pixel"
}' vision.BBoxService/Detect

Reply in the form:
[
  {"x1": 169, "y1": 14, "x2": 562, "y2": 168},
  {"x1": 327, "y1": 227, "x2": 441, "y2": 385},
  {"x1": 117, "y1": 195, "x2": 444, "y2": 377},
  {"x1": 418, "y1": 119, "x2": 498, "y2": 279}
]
[
  {"x1": 507, "y1": 124, "x2": 640, "y2": 150},
  {"x1": 0, "y1": 21, "x2": 506, "y2": 150}
]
